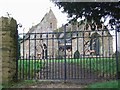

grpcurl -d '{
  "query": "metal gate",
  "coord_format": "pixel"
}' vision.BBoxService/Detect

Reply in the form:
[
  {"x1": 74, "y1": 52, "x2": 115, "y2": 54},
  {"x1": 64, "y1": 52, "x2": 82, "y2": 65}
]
[{"x1": 16, "y1": 25, "x2": 118, "y2": 81}]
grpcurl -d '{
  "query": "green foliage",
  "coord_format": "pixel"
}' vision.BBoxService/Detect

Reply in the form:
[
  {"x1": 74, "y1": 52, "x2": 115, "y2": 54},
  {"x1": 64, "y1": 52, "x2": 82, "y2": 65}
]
[
  {"x1": 52, "y1": 2, "x2": 120, "y2": 30},
  {"x1": 53, "y1": 2, "x2": 120, "y2": 20}
]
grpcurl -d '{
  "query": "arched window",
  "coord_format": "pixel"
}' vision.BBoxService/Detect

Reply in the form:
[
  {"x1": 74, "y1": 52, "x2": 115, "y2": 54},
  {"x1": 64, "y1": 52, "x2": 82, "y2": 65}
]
[
  {"x1": 50, "y1": 23, "x2": 52, "y2": 29},
  {"x1": 90, "y1": 33, "x2": 100, "y2": 56},
  {"x1": 42, "y1": 43, "x2": 47, "y2": 59}
]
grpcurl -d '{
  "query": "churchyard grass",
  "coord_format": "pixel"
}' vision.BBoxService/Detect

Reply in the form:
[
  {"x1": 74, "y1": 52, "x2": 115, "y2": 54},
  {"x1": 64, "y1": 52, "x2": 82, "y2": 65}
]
[
  {"x1": 48, "y1": 57, "x2": 116, "y2": 76},
  {"x1": 87, "y1": 80, "x2": 118, "y2": 88},
  {"x1": 18, "y1": 59, "x2": 44, "y2": 79},
  {"x1": 17, "y1": 57, "x2": 116, "y2": 79}
]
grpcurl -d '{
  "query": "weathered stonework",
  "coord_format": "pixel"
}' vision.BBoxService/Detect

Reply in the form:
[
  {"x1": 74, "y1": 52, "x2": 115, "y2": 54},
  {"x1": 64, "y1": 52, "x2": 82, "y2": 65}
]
[
  {"x1": 0, "y1": 17, "x2": 17, "y2": 84},
  {"x1": 71, "y1": 28, "x2": 113, "y2": 57},
  {"x1": 20, "y1": 9, "x2": 58, "y2": 59},
  {"x1": 0, "y1": 31, "x2": 2, "y2": 87},
  {"x1": 58, "y1": 22, "x2": 114, "y2": 57}
]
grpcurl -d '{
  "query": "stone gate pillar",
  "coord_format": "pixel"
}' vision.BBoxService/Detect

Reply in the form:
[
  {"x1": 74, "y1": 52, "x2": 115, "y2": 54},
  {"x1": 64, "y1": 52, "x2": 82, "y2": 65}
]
[{"x1": 0, "y1": 17, "x2": 17, "y2": 84}]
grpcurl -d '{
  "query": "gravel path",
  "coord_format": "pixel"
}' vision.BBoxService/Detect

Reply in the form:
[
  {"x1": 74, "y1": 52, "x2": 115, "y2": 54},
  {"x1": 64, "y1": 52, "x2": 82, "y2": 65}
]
[{"x1": 27, "y1": 82, "x2": 86, "y2": 88}]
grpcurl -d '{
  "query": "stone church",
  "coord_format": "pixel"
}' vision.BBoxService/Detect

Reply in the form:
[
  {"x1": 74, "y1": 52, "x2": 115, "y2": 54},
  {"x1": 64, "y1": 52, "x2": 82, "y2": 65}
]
[
  {"x1": 20, "y1": 9, "x2": 58, "y2": 59},
  {"x1": 20, "y1": 9, "x2": 114, "y2": 59},
  {"x1": 57, "y1": 20, "x2": 113, "y2": 58}
]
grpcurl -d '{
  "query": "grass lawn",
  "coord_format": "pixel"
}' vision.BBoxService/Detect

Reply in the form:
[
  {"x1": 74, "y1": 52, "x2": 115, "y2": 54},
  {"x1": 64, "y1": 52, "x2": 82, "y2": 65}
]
[
  {"x1": 17, "y1": 59, "x2": 44, "y2": 79},
  {"x1": 17, "y1": 57, "x2": 117, "y2": 79},
  {"x1": 87, "y1": 80, "x2": 119, "y2": 88}
]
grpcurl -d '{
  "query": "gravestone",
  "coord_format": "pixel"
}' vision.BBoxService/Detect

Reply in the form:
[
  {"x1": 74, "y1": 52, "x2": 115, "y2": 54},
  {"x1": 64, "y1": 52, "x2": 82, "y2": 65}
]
[{"x1": 74, "y1": 50, "x2": 80, "y2": 59}]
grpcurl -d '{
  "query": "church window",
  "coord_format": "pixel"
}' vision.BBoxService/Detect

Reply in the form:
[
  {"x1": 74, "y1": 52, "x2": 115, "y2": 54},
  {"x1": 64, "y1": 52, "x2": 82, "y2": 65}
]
[
  {"x1": 50, "y1": 23, "x2": 52, "y2": 28},
  {"x1": 90, "y1": 34, "x2": 100, "y2": 56},
  {"x1": 40, "y1": 34, "x2": 42, "y2": 38}
]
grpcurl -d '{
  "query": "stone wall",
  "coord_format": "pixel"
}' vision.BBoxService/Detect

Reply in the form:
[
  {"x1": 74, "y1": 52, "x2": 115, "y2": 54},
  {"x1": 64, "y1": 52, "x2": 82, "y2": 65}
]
[
  {"x1": 0, "y1": 17, "x2": 17, "y2": 84},
  {"x1": 0, "y1": 29, "x2": 2, "y2": 87},
  {"x1": 72, "y1": 30, "x2": 113, "y2": 57}
]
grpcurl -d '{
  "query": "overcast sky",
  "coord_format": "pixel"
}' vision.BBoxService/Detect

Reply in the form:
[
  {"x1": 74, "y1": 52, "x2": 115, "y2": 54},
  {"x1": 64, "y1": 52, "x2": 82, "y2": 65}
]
[
  {"x1": 0, "y1": 0, "x2": 68, "y2": 33},
  {"x1": 0, "y1": 0, "x2": 119, "y2": 52}
]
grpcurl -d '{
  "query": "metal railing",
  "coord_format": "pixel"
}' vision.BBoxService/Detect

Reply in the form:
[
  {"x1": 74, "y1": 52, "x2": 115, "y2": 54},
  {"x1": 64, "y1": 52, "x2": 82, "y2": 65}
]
[{"x1": 16, "y1": 26, "x2": 118, "y2": 81}]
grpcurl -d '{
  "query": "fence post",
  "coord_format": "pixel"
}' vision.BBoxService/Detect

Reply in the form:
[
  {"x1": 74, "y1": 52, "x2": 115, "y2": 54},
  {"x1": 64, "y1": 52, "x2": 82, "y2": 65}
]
[
  {"x1": 115, "y1": 29, "x2": 119, "y2": 80},
  {"x1": 16, "y1": 28, "x2": 18, "y2": 81},
  {"x1": 0, "y1": 17, "x2": 17, "y2": 85},
  {"x1": 118, "y1": 32, "x2": 120, "y2": 79},
  {"x1": 63, "y1": 25, "x2": 67, "y2": 81}
]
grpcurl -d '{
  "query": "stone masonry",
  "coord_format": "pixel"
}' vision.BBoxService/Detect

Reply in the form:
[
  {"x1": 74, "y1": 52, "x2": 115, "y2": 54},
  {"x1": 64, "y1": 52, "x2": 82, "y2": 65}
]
[
  {"x1": 0, "y1": 17, "x2": 17, "y2": 84},
  {"x1": 20, "y1": 9, "x2": 58, "y2": 59}
]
